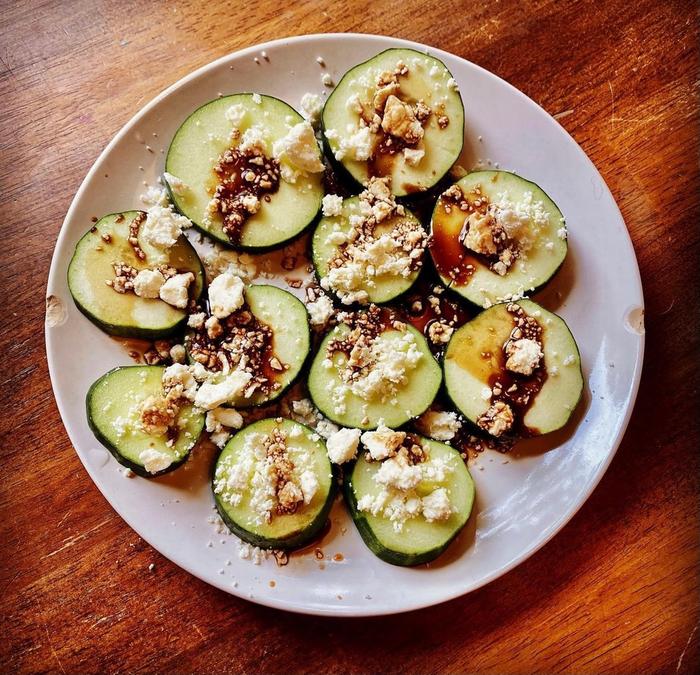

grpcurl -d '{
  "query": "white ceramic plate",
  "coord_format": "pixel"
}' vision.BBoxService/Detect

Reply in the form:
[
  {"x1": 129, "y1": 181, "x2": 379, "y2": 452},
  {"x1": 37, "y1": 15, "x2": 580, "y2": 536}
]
[{"x1": 45, "y1": 33, "x2": 644, "y2": 616}]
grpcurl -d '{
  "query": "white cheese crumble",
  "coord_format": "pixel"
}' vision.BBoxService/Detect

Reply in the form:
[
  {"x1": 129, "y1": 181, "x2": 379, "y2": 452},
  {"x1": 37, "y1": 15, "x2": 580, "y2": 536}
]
[
  {"x1": 159, "y1": 272, "x2": 194, "y2": 309},
  {"x1": 299, "y1": 469, "x2": 318, "y2": 504},
  {"x1": 447, "y1": 77, "x2": 459, "y2": 91},
  {"x1": 361, "y1": 424, "x2": 406, "y2": 461},
  {"x1": 162, "y1": 363, "x2": 198, "y2": 401},
  {"x1": 208, "y1": 271, "x2": 245, "y2": 319},
  {"x1": 225, "y1": 103, "x2": 247, "y2": 127},
  {"x1": 238, "y1": 125, "x2": 268, "y2": 154},
  {"x1": 324, "y1": 126, "x2": 373, "y2": 162},
  {"x1": 139, "y1": 448, "x2": 173, "y2": 474},
  {"x1": 326, "y1": 427, "x2": 361, "y2": 464},
  {"x1": 421, "y1": 488, "x2": 452, "y2": 522},
  {"x1": 141, "y1": 204, "x2": 191, "y2": 250},
  {"x1": 132, "y1": 269, "x2": 165, "y2": 299},
  {"x1": 194, "y1": 370, "x2": 252, "y2": 410},
  {"x1": 272, "y1": 122, "x2": 324, "y2": 178},
  {"x1": 306, "y1": 293, "x2": 334, "y2": 327},
  {"x1": 505, "y1": 338, "x2": 543, "y2": 376},
  {"x1": 321, "y1": 193, "x2": 344, "y2": 217},
  {"x1": 403, "y1": 147, "x2": 424, "y2": 166},
  {"x1": 299, "y1": 92, "x2": 323, "y2": 125},
  {"x1": 563, "y1": 354, "x2": 576, "y2": 366},
  {"x1": 163, "y1": 172, "x2": 189, "y2": 196},
  {"x1": 251, "y1": 93, "x2": 262, "y2": 104},
  {"x1": 557, "y1": 226, "x2": 568, "y2": 240},
  {"x1": 321, "y1": 73, "x2": 333, "y2": 87},
  {"x1": 415, "y1": 410, "x2": 462, "y2": 441}
]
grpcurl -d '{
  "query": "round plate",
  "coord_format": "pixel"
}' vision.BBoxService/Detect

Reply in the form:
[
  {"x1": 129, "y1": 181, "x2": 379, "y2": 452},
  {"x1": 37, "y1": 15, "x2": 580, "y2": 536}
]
[{"x1": 45, "y1": 34, "x2": 644, "y2": 616}]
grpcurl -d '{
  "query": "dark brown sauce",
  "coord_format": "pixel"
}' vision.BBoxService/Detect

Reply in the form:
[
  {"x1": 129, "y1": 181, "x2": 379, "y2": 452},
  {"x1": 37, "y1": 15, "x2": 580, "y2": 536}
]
[
  {"x1": 486, "y1": 351, "x2": 547, "y2": 437},
  {"x1": 366, "y1": 130, "x2": 404, "y2": 180},
  {"x1": 327, "y1": 305, "x2": 400, "y2": 358},
  {"x1": 429, "y1": 199, "x2": 480, "y2": 285},
  {"x1": 212, "y1": 147, "x2": 280, "y2": 245}
]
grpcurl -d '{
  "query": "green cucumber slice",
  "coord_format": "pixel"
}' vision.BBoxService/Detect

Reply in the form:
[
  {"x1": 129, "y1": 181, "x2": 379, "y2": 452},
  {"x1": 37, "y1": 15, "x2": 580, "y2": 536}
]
[
  {"x1": 322, "y1": 48, "x2": 464, "y2": 196},
  {"x1": 213, "y1": 418, "x2": 335, "y2": 550},
  {"x1": 165, "y1": 94, "x2": 324, "y2": 250},
  {"x1": 185, "y1": 284, "x2": 310, "y2": 408},
  {"x1": 307, "y1": 316, "x2": 442, "y2": 429},
  {"x1": 443, "y1": 299, "x2": 583, "y2": 436},
  {"x1": 345, "y1": 435, "x2": 475, "y2": 566},
  {"x1": 67, "y1": 211, "x2": 204, "y2": 338},
  {"x1": 87, "y1": 365, "x2": 205, "y2": 477},
  {"x1": 429, "y1": 170, "x2": 567, "y2": 308},
  {"x1": 311, "y1": 195, "x2": 424, "y2": 304}
]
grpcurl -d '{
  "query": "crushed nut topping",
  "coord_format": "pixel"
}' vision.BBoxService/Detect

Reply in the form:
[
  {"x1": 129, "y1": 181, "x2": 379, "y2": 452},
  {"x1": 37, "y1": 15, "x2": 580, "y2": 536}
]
[
  {"x1": 187, "y1": 302, "x2": 286, "y2": 398},
  {"x1": 127, "y1": 212, "x2": 147, "y2": 261},
  {"x1": 208, "y1": 144, "x2": 281, "y2": 244}
]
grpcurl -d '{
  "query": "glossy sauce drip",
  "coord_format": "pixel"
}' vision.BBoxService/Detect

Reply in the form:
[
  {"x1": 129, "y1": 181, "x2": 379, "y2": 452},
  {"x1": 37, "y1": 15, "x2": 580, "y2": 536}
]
[
  {"x1": 488, "y1": 306, "x2": 547, "y2": 437},
  {"x1": 429, "y1": 183, "x2": 494, "y2": 285},
  {"x1": 400, "y1": 277, "x2": 471, "y2": 354}
]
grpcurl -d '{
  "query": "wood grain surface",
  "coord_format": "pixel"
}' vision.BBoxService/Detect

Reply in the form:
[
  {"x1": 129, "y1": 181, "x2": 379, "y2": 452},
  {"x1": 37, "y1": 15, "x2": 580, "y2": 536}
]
[{"x1": 1, "y1": 0, "x2": 698, "y2": 673}]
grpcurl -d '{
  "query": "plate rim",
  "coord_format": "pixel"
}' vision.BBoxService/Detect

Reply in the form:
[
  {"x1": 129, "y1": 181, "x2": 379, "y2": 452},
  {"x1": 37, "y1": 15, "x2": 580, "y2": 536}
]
[{"x1": 45, "y1": 32, "x2": 645, "y2": 616}]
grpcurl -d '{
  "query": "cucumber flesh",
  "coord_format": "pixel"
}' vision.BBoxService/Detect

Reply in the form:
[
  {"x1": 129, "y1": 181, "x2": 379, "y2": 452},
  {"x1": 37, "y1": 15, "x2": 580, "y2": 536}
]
[
  {"x1": 429, "y1": 171, "x2": 567, "y2": 308},
  {"x1": 443, "y1": 299, "x2": 583, "y2": 436},
  {"x1": 87, "y1": 365, "x2": 205, "y2": 477},
  {"x1": 213, "y1": 418, "x2": 335, "y2": 549},
  {"x1": 307, "y1": 309, "x2": 442, "y2": 429},
  {"x1": 311, "y1": 195, "x2": 425, "y2": 304},
  {"x1": 322, "y1": 48, "x2": 465, "y2": 196},
  {"x1": 166, "y1": 94, "x2": 324, "y2": 250},
  {"x1": 68, "y1": 211, "x2": 204, "y2": 338},
  {"x1": 186, "y1": 284, "x2": 310, "y2": 408},
  {"x1": 345, "y1": 435, "x2": 474, "y2": 566}
]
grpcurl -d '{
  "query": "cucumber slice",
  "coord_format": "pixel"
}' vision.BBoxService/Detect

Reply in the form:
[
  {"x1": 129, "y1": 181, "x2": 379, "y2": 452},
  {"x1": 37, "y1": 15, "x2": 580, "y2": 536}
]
[
  {"x1": 429, "y1": 171, "x2": 567, "y2": 308},
  {"x1": 165, "y1": 94, "x2": 324, "y2": 250},
  {"x1": 307, "y1": 312, "x2": 442, "y2": 429},
  {"x1": 68, "y1": 211, "x2": 204, "y2": 338},
  {"x1": 322, "y1": 48, "x2": 464, "y2": 196},
  {"x1": 345, "y1": 435, "x2": 475, "y2": 566},
  {"x1": 213, "y1": 418, "x2": 335, "y2": 550},
  {"x1": 311, "y1": 195, "x2": 424, "y2": 304},
  {"x1": 444, "y1": 299, "x2": 583, "y2": 436},
  {"x1": 186, "y1": 284, "x2": 310, "y2": 408},
  {"x1": 87, "y1": 365, "x2": 205, "y2": 477}
]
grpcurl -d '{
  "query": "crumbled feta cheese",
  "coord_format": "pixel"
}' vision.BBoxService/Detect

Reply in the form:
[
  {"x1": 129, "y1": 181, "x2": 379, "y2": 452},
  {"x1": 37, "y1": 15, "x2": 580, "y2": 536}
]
[
  {"x1": 187, "y1": 312, "x2": 206, "y2": 329},
  {"x1": 207, "y1": 407, "x2": 244, "y2": 431},
  {"x1": 321, "y1": 193, "x2": 344, "y2": 217},
  {"x1": 481, "y1": 386, "x2": 492, "y2": 401},
  {"x1": 159, "y1": 272, "x2": 194, "y2": 309},
  {"x1": 163, "y1": 172, "x2": 189, "y2": 196},
  {"x1": 132, "y1": 268, "x2": 165, "y2": 299},
  {"x1": 477, "y1": 401, "x2": 514, "y2": 437},
  {"x1": 505, "y1": 338, "x2": 543, "y2": 376},
  {"x1": 272, "y1": 122, "x2": 324, "y2": 175},
  {"x1": 403, "y1": 147, "x2": 425, "y2": 166},
  {"x1": 140, "y1": 185, "x2": 169, "y2": 207},
  {"x1": 321, "y1": 73, "x2": 333, "y2": 87},
  {"x1": 162, "y1": 363, "x2": 198, "y2": 401},
  {"x1": 563, "y1": 354, "x2": 576, "y2": 366},
  {"x1": 415, "y1": 410, "x2": 462, "y2": 441},
  {"x1": 375, "y1": 455, "x2": 422, "y2": 491},
  {"x1": 299, "y1": 469, "x2": 318, "y2": 504},
  {"x1": 306, "y1": 293, "x2": 334, "y2": 327},
  {"x1": 326, "y1": 427, "x2": 361, "y2": 464},
  {"x1": 462, "y1": 212, "x2": 498, "y2": 256},
  {"x1": 169, "y1": 343, "x2": 186, "y2": 363},
  {"x1": 208, "y1": 271, "x2": 245, "y2": 319},
  {"x1": 194, "y1": 371, "x2": 252, "y2": 410},
  {"x1": 421, "y1": 488, "x2": 452, "y2": 522},
  {"x1": 325, "y1": 126, "x2": 373, "y2": 162},
  {"x1": 251, "y1": 93, "x2": 262, "y2": 104},
  {"x1": 299, "y1": 92, "x2": 323, "y2": 125},
  {"x1": 225, "y1": 103, "x2": 247, "y2": 127},
  {"x1": 381, "y1": 95, "x2": 423, "y2": 144},
  {"x1": 238, "y1": 125, "x2": 268, "y2": 154},
  {"x1": 447, "y1": 77, "x2": 459, "y2": 91},
  {"x1": 141, "y1": 204, "x2": 191, "y2": 250},
  {"x1": 557, "y1": 226, "x2": 568, "y2": 240},
  {"x1": 361, "y1": 424, "x2": 406, "y2": 461},
  {"x1": 139, "y1": 448, "x2": 173, "y2": 474}
]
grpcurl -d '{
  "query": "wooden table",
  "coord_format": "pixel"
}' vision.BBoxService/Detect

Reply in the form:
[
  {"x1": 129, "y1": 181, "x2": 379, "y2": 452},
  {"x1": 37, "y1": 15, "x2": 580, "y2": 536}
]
[{"x1": 2, "y1": 1, "x2": 698, "y2": 673}]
